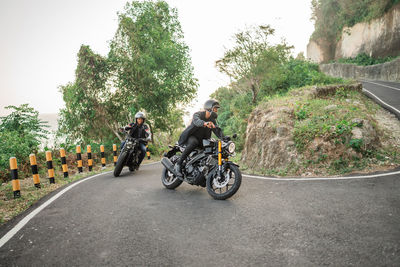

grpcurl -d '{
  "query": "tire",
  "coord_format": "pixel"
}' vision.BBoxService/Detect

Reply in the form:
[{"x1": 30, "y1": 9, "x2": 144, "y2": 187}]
[
  {"x1": 206, "y1": 164, "x2": 242, "y2": 200},
  {"x1": 114, "y1": 151, "x2": 127, "y2": 177},
  {"x1": 161, "y1": 167, "x2": 183, "y2": 189}
]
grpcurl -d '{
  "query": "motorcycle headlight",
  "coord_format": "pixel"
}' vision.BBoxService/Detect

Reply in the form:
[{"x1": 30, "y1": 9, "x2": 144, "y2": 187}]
[{"x1": 228, "y1": 142, "x2": 235, "y2": 154}]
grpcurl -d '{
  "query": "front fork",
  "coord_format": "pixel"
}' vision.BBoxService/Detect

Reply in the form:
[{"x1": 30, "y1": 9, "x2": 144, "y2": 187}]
[{"x1": 218, "y1": 140, "x2": 223, "y2": 177}]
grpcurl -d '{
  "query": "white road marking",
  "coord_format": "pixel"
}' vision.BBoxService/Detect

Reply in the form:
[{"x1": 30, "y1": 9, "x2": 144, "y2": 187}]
[
  {"x1": 0, "y1": 171, "x2": 112, "y2": 248},
  {"x1": 362, "y1": 88, "x2": 400, "y2": 114},
  {"x1": 362, "y1": 80, "x2": 400, "y2": 92},
  {"x1": 148, "y1": 161, "x2": 399, "y2": 181},
  {"x1": 0, "y1": 161, "x2": 162, "y2": 248},
  {"x1": 243, "y1": 170, "x2": 400, "y2": 181},
  {"x1": 1, "y1": 160, "x2": 398, "y2": 248}
]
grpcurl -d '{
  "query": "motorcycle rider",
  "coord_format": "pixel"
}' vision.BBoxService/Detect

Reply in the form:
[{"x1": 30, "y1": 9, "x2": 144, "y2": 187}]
[
  {"x1": 122, "y1": 112, "x2": 152, "y2": 170},
  {"x1": 174, "y1": 99, "x2": 223, "y2": 176}
]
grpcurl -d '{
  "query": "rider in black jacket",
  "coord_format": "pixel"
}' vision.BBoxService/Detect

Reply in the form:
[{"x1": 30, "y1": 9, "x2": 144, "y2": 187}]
[
  {"x1": 122, "y1": 112, "x2": 152, "y2": 170},
  {"x1": 174, "y1": 99, "x2": 223, "y2": 176}
]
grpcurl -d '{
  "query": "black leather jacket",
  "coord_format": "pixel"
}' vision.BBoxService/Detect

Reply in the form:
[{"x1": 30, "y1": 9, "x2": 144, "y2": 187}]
[
  {"x1": 178, "y1": 111, "x2": 223, "y2": 145},
  {"x1": 128, "y1": 122, "x2": 151, "y2": 143}
]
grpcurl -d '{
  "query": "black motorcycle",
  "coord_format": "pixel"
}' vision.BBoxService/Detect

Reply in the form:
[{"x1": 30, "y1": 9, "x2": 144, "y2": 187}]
[
  {"x1": 160, "y1": 132, "x2": 241, "y2": 200},
  {"x1": 113, "y1": 128, "x2": 144, "y2": 177}
]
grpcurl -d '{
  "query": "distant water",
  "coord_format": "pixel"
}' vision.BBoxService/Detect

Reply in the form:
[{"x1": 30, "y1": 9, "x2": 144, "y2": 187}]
[
  {"x1": 39, "y1": 113, "x2": 58, "y2": 131},
  {"x1": 38, "y1": 113, "x2": 59, "y2": 148}
]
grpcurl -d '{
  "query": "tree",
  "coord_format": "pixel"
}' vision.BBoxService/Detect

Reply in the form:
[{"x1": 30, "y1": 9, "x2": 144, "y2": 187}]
[
  {"x1": 108, "y1": 0, "x2": 197, "y2": 130},
  {"x1": 216, "y1": 25, "x2": 292, "y2": 103},
  {"x1": 58, "y1": 45, "x2": 123, "y2": 144},
  {"x1": 0, "y1": 104, "x2": 49, "y2": 180},
  {"x1": 58, "y1": 0, "x2": 197, "y2": 144}
]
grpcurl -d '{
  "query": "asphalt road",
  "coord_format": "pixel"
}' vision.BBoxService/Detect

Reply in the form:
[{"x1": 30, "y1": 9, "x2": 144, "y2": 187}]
[
  {"x1": 362, "y1": 80, "x2": 400, "y2": 118},
  {"x1": 1, "y1": 163, "x2": 400, "y2": 266}
]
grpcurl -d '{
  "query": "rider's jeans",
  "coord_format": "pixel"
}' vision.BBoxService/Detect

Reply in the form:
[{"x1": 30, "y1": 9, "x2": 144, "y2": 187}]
[
  {"x1": 137, "y1": 143, "x2": 146, "y2": 165},
  {"x1": 177, "y1": 136, "x2": 200, "y2": 166},
  {"x1": 120, "y1": 142, "x2": 147, "y2": 165}
]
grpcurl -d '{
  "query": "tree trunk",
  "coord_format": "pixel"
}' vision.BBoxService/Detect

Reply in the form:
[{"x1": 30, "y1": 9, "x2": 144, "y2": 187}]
[
  {"x1": 251, "y1": 82, "x2": 258, "y2": 104},
  {"x1": 111, "y1": 128, "x2": 123, "y2": 142}
]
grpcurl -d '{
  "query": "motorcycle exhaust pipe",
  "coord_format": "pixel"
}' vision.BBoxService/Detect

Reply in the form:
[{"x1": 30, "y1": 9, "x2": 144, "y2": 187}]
[{"x1": 161, "y1": 157, "x2": 179, "y2": 176}]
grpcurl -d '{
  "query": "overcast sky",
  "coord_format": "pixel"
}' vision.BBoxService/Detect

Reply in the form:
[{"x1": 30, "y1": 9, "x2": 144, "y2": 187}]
[{"x1": 0, "y1": 0, "x2": 314, "y2": 117}]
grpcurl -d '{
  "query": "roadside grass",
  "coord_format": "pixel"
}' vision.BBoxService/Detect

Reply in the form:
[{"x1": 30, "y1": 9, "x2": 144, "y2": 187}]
[
  {"x1": 0, "y1": 156, "x2": 161, "y2": 226},
  {"x1": 243, "y1": 84, "x2": 400, "y2": 176}
]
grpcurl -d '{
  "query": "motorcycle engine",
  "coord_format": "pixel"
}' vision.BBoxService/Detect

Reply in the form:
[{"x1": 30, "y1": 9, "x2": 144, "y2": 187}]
[{"x1": 185, "y1": 162, "x2": 208, "y2": 187}]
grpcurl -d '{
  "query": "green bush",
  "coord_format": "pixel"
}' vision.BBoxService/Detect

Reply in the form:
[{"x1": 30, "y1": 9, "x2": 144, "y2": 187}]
[
  {"x1": 335, "y1": 53, "x2": 399, "y2": 66},
  {"x1": 213, "y1": 58, "x2": 344, "y2": 152},
  {"x1": 0, "y1": 104, "x2": 49, "y2": 182},
  {"x1": 349, "y1": 138, "x2": 363, "y2": 152}
]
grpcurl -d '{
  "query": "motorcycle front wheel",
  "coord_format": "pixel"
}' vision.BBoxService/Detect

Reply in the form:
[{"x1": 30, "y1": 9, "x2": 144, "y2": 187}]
[
  {"x1": 161, "y1": 167, "x2": 183, "y2": 189},
  {"x1": 206, "y1": 164, "x2": 242, "y2": 200},
  {"x1": 113, "y1": 151, "x2": 127, "y2": 177}
]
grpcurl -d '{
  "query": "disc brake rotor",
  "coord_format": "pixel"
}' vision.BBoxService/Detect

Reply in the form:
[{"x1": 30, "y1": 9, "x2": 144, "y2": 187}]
[{"x1": 213, "y1": 171, "x2": 231, "y2": 188}]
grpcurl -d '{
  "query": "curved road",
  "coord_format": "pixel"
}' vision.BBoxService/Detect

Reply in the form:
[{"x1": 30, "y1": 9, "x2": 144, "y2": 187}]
[
  {"x1": 362, "y1": 80, "x2": 400, "y2": 118},
  {"x1": 1, "y1": 162, "x2": 400, "y2": 266},
  {"x1": 1, "y1": 80, "x2": 400, "y2": 266}
]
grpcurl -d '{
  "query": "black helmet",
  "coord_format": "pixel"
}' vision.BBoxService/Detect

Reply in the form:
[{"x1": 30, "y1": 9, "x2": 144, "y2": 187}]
[
  {"x1": 203, "y1": 99, "x2": 220, "y2": 111},
  {"x1": 135, "y1": 112, "x2": 146, "y2": 121}
]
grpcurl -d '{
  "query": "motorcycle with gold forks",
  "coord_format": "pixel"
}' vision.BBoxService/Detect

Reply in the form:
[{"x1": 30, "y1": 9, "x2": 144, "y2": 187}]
[{"x1": 160, "y1": 132, "x2": 241, "y2": 200}]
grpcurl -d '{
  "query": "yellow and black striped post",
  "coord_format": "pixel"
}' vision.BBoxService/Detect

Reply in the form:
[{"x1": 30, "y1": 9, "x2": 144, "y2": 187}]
[
  {"x1": 113, "y1": 144, "x2": 117, "y2": 166},
  {"x1": 29, "y1": 154, "x2": 41, "y2": 188},
  {"x1": 46, "y1": 151, "x2": 55, "y2": 184},
  {"x1": 60, "y1": 148, "x2": 69, "y2": 178},
  {"x1": 9, "y1": 157, "x2": 21, "y2": 198},
  {"x1": 76, "y1": 145, "x2": 83, "y2": 173},
  {"x1": 100, "y1": 145, "x2": 106, "y2": 168},
  {"x1": 87, "y1": 145, "x2": 93, "y2": 171},
  {"x1": 146, "y1": 145, "x2": 151, "y2": 160}
]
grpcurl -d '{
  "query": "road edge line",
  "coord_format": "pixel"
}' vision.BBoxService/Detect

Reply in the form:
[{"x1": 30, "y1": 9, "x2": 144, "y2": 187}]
[
  {"x1": 362, "y1": 88, "x2": 400, "y2": 119},
  {"x1": 0, "y1": 162, "x2": 161, "y2": 247},
  {"x1": 0, "y1": 171, "x2": 111, "y2": 248},
  {"x1": 362, "y1": 80, "x2": 400, "y2": 92},
  {"x1": 243, "y1": 169, "x2": 400, "y2": 181}
]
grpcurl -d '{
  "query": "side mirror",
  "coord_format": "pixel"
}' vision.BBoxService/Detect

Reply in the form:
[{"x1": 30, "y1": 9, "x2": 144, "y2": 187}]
[{"x1": 232, "y1": 133, "x2": 237, "y2": 139}]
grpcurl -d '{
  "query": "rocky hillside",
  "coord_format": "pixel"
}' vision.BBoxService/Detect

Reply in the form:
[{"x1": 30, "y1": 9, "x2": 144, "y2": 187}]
[
  {"x1": 241, "y1": 83, "x2": 400, "y2": 176},
  {"x1": 307, "y1": 3, "x2": 400, "y2": 63}
]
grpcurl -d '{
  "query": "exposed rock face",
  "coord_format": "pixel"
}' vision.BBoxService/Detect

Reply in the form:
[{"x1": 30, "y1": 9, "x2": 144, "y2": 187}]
[
  {"x1": 335, "y1": 4, "x2": 400, "y2": 59},
  {"x1": 242, "y1": 107, "x2": 298, "y2": 171},
  {"x1": 350, "y1": 119, "x2": 379, "y2": 150},
  {"x1": 241, "y1": 83, "x2": 387, "y2": 176},
  {"x1": 307, "y1": 3, "x2": 400, "y2": 63},
  {"x1": 306, "y1": 39, "x2": 334, "y2": 64},
  {"x1": 310, "y1": 83, "x2": 362, "y2": 97}
]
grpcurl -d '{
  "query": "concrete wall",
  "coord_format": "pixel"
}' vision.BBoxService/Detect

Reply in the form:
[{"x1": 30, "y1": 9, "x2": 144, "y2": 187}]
[{"x1": 320, "y1": 57, "x2": 400, "y2": 82}]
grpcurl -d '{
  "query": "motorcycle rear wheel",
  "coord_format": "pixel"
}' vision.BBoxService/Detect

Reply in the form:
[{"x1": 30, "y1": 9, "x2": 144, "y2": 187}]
[
  {"x1": 206, "y1": 164, "x2": 242, "y2": 200},
  {"x1": 161, "y1": 167, "x2": 183, "y2": 189}
]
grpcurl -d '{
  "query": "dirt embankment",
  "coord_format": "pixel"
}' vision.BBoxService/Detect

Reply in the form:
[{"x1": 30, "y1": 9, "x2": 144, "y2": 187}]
[{"x1": 242, "y1": 83, "x2": 400, "y2": 176}]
